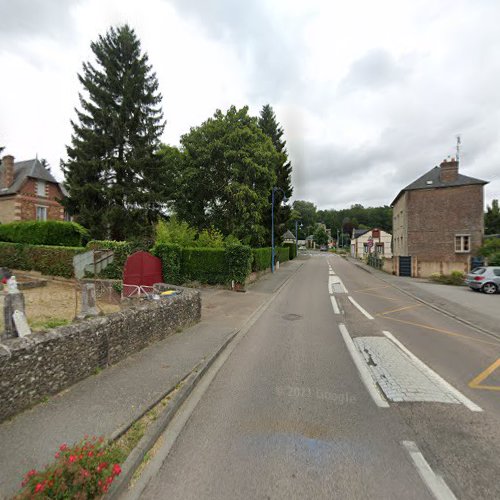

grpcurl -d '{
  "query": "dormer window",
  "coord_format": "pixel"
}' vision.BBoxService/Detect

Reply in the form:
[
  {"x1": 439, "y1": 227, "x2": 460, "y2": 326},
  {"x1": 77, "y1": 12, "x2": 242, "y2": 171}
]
[{"x1": 36, "y1": 180, "x2": 46, "y2": 197}]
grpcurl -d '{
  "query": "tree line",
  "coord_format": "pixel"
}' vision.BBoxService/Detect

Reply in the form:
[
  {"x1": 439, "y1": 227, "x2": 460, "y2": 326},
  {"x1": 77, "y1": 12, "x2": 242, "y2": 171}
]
[{"x1": 62, "y1": 25, "x2": 293, "y2": 247}]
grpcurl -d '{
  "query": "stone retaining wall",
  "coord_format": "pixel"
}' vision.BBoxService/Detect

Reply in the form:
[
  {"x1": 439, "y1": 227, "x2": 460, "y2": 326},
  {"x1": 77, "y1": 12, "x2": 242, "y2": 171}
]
[{"x1": 0, "y1": 285, "x2": 200, "y2": 422}]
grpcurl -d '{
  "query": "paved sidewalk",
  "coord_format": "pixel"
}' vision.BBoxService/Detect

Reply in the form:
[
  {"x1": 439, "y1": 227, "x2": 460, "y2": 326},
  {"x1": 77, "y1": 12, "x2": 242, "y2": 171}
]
[
  {"x1": 346, "y1": 257, "x2": 500, "y2": 339},
  {"x1": 0, "y1": 259, "x2": 303, "y2": 498}
]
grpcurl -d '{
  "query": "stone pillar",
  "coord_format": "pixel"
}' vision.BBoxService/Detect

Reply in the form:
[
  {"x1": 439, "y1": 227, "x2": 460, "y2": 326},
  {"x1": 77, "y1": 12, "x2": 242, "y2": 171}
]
[
  {"x1": 3, "y1": 292, "x2": 26, "y2": 339},
  {"x1": 78, "y1": 283, "x2": 98, "y2": 319}
]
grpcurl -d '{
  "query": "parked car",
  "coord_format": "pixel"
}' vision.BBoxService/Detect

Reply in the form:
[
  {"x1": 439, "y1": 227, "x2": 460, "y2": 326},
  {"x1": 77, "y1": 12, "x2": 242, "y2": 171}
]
[
  {"x1": 464, "y1": 266, "x2": 500, "y2": 294},
  {"x1": 320, "y1": 245, "x2": 328, "y2": 252}
]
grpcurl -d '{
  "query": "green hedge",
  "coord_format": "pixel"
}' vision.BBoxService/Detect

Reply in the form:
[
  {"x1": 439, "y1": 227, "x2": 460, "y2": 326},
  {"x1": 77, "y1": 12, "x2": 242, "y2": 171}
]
[
  {"x1": 277, "y1": 246, "x2": 290, "y2": 263},
  {"x1": 86, "y1": 240, "x2": 132, "y2": 279},
  {"x1": 252, "y1": 247, "x2": 272, "y2": 272},
  {"x1": 226, "y1": 244, "x2": 252, "y2": 283},
  {"x1": 181, "y1": 247, "x2": 228, "y2": 284},
  {"x1": 0, "y1": 242, "x2": 84, "y2": 278},
  {"x1": 0, "y1": 221, "x2": 89, "y2": 247},
  {"x1": 283, "y1": 242, "x2": 297, "y2": 260},
  {"x1": 151, "y1": 243, "x2": 182, "y2": 285}
]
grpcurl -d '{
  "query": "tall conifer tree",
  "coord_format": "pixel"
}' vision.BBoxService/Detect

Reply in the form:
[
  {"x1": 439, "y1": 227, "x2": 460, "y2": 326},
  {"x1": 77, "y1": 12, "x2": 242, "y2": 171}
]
[
  {"x1": 62, "y1": 25, "x2": 165, "y2": 240},
  {"x1": 258, "y1": 105, "x2": 293, "y2": 244}
]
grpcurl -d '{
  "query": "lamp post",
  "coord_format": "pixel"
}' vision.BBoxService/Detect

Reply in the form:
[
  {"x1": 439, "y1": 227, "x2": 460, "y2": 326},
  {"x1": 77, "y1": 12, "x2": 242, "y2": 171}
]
[
  {"x1": 271, "y1": 187, "x2": 287, "y2": 273},
  {"x1": 295, "y1": 219, "x2": 302, "y2": 256}
]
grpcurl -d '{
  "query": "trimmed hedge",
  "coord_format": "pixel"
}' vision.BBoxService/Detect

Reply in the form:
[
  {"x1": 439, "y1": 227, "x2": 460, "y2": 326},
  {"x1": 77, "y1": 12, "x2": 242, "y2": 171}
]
[
  {"x1": 0, "y1": 221, "x2": 89, "y2": 247},
  {"x1": 181, "y1": 247, "x2": 228, "y2": 284},
  {"x1": 252, "y1": 247, "x2": 272, "y2": 272},
  {"x1": 151, "y1": 243, "x2": 182, "y2": 285},
  {"x1": 277, "y1": 246, "x2": 290, "y2": 263},
  {"x1": 226, "y1": 244, "x2": 252, "y2": 283},
  {"x1": 0, "y1": 242, "x2": 84, "y2": 278},
  {"x1": 283, "y1": 242, "x2": 297, "y2": 260}
]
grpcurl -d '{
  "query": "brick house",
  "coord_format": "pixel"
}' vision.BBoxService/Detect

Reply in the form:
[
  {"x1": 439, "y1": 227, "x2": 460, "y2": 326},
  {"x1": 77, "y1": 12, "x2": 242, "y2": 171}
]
[
  {"x1": 0, "y1": 155, "x2": 68, "y2": 223},
  {"x1": 391, "y1": 158, "x2": 488, "y2": 277}
]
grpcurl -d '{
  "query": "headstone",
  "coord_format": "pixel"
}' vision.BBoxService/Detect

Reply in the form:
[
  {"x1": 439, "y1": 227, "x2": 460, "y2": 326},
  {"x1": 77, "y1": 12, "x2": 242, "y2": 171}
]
[
  {"x1": 3, "y1": 292, "x2": 26, "y2": 339},
  {"x1": 78, "y1": 283, "x2": 98, "y2": 319},
  {"x1": 12, "y1": 310, "x2": 31, "y2": 337}
]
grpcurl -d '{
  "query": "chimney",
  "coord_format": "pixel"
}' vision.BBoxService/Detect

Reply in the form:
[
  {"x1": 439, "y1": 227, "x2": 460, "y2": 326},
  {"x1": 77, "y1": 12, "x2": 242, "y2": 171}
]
[
  {"x1": 439, "y1": 158, "x2": 459, "y2": 183},
  {"x1": 1, "y1": 155, "x2": 15, "y2": 189}
]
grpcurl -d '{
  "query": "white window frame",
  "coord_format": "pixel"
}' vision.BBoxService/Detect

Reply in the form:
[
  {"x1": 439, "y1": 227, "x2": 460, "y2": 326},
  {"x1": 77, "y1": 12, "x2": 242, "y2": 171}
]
[
  {"x1": 36, "y1": 205, "x2": 47, "y2": 221},
  {"x1": 455, "y1": 234, "x2": 470, "y2": 253},
  {"x1": 36, "y1": 180, "x2": 46, "y2": 197}
]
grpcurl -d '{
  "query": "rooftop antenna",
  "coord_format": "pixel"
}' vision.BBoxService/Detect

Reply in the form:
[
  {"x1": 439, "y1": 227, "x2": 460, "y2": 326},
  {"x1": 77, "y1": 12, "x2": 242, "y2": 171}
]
[{"x1": 456, "y1": 135, "x2": 461, "y2": 162}]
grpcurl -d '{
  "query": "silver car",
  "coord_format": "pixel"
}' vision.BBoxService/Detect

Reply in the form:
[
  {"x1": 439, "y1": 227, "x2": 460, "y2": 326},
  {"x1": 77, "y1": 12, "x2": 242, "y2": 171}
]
[{"x1": 465, "y1": 266, "x2": 500, "y2": 294}]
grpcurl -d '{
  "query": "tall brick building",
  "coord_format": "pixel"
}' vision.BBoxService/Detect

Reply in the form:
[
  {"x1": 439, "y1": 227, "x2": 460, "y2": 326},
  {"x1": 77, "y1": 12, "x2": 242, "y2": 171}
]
[
  {"x1": 0, "y1": 155, "x2": 68, "y2": 223},
  {"x1": 391, "y1": 158, "x2": 488, "y2": 277}
]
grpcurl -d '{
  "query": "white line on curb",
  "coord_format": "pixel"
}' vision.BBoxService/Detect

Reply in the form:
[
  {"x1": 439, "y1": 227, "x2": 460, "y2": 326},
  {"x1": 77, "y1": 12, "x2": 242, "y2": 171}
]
[
  {"x1": 401, "y1": 441, "x2": 457, "y2": 500},
  {"x1": 338, "y1": 324, "x2": 389, "y2": 408},
  {"x1": 383, "y1": 331, "x2": 482, "y2": 412},
  {"x1": 348, "y1": 296, "x2": 374, "y2": 320},
  {"x1": 330, "y1": 295, "x2": 340, "y2": 314}
]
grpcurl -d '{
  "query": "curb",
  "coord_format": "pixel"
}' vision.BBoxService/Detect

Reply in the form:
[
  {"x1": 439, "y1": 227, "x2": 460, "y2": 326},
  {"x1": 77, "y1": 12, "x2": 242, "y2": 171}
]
[
  {"x1": 346, "y1": 257, "x2": 500, "y2": 342},
  {"x1": 106, "y1": 260, "x2": 304, "y2": 498}
]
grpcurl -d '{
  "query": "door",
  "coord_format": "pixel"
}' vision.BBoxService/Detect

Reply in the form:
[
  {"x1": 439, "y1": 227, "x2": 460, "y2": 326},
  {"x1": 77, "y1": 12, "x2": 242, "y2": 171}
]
[{"x1": 399, "y1": 256, "x2": 412, "y2": 277}]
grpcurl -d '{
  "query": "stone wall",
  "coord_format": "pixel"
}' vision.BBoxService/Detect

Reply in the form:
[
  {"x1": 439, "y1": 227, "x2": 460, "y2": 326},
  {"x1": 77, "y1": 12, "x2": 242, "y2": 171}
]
[{"x1": 0, "y1": 285, "x2": 200, "y2": 422}]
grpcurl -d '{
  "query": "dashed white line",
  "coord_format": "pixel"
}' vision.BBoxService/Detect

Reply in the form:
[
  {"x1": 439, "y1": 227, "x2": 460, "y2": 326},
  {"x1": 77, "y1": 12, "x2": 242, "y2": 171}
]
[
  {"x1": 338, "y1": 324, "x2": 389, "y2": 408},
  {"x1": 383, "y1": 331, "x2": 482, "y2": 412},
  {"x1": 401, "y1": 441, "x2": 457, "y2": 500},
  {"x1": 348, "y1": 296, "x2": 374, "y2": 320},
  {"x1": 330, "y1": 295, "x2": 340, "y2": 314}
]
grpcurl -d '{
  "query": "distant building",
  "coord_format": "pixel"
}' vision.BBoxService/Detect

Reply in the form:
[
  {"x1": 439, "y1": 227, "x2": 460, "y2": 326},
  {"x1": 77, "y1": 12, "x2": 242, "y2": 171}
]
[
  {"x1": 391, "y1": 158, "x2": 487, "y2": 277},
  {"x1": 351, "y1": 228, "x2": 392, "y2": 259},
  {"x1": 282, "y1": 229, "x2": 296, "y2": 244},
  {"x1": 0, "y1": 155, "x2": 69, "y2": 224}
]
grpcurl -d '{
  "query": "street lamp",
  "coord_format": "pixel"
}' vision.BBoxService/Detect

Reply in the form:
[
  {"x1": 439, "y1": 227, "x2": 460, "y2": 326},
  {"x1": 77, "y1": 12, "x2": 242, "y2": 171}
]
[
  {"x1": 295, "y1": 219, "x2": 302, "y2": 256},
  {"x1": 271, "y1": 186, "x2": 287, "y2": 273}
]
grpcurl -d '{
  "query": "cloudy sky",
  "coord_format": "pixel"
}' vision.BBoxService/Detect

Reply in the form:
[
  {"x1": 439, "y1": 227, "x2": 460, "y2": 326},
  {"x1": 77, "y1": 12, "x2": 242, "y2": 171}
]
[{"x1": 1, "y1": 0, "x2": 499, "y2": 210}]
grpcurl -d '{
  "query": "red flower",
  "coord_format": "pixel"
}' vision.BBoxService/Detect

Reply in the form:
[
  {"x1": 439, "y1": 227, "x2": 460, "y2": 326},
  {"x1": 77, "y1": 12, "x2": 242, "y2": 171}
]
[
  {"x1": 27, "y1": 469, "x2": 37, "y2": 477},
  {"x1": 34, "y1": 483, "x2": 44, "y2": 493},
  {"x1": 87, "y1": 451, "x2": 93, "y2": 457},
  {"x1": 60, "y1": 444, "x2": 68, "y2": 451},
  {"x1": 112, "y1": 464, "x2": 121, "y2": 476},
  {"x1": 96, "y1": 462, "x2": 108, "y2": 473},
  {"x1": 69, "y1": 455, "x2": 77, "y2": 463},
  {"x1": 54, "y1": 452, "x2": 60, "y2": 459}
]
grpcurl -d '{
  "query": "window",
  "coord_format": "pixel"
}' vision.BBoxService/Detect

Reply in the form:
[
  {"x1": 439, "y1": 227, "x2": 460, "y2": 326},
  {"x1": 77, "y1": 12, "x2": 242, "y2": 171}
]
[
  {"x1": 36, "y1": 206, "x2": 47, "y2": 221},
  {"x1": 471, "y1": 267, "x2": 486, "y2": 275},
  {"x1": 363, "y1": 243, "x2": 369, "y2": 254},
  {"x1": 36, "y1": 180, "x2": 46, "y2": 197},
  {"x1": 455, "y1": 235, "x2": 470, "y2": 253},
  {"x1": 494, "y1": 269, "x2": 500, "y2": 277},
  {"x1": 376, "y1": 243, "x2": 384, "y2": 254}
]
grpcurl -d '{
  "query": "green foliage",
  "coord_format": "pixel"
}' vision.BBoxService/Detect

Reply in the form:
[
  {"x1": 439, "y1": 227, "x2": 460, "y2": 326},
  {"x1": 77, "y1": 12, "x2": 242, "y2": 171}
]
[
  {"x1": 478, "y1": 238, "x2": 500, "y2": 257},
  {"x1": 62, "y1": 25, "x2": 165, "y2": 240},
  {"x1": 0, "y1": 221, "x2": 89, "y2": 247},
  {"x1": 429, "y1": 271, "x2": 465, "y2": 286},
  {"x1": 155, "y1": 217, "x2": 196, "y2": 247},
  {"x1": 224, "y1": 234, "x2": 241, "y2": 246},
  {"x1": 0, "y1": 242, "x2": 84, "y2": 278},
  {"x1": 282, "y1": 242, "x2": 297, "y2": 259},
  {"x1": 181, "y1": 248, "x2": 228, "y2": 284},
  {"x1": 150, "y1": 243, "x2": 182, "y2": 284},
  {"x1": 314, "y1": 226, "x2": 329, "y2": 246},
  {"x1": 488, "y1": 253, "x2": 500, "y2": 265},
  {"x1": 168, "y1": 105, "x2": 278, "y2": 246},
  {"x1": 485, "y1": 199, "x2": 500, "y2": 235},
  {"x1": 277, "y1": 246, "x2": 290, "y2": 263},
  {"x1": 252, "y1": 247, "x2": 272, "y2": 271},
  {"x1": 226, "y1": 244, "x2": 252, "y2": 283},
  {"x1": 86, "y1": 240, "x2": 134, "y2": 279},
  {"x1": 196, "y1": 227, "x2": 225, "y2": 248}
]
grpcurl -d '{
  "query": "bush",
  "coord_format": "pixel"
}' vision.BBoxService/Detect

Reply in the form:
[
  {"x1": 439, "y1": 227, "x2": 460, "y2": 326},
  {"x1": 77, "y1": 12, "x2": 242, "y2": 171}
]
[
  {"x1": 277, "y1": 246, "x2": 290, "y2": 263},
  {"x1": 155, "y1": 217, "x2": 196, "y2": 247},
  {"x1": 226, "y1": 244, "x2": 252, "y2": 283},
  {"x1": 181, "y1": 247, "x2": 228, "y2": 284},
  {"x1": 0, "y1": 221, "x2": 89, "y2": 247},
  {"x1": 283, "y1": 242, "x2": 297, "y2": 260},
  {"x1": 429, "y1": 270, "x2": 465, "y2": 286},
  {"x1": 252, "y1": 248, "x2": 272, "y2": 272},
  {"x1": 196, "y1": 227, "x2": 225, "y2": 248},
  {"x1": 15, "y1": 437, "x2": 124, "y2": 499},
  {"x1": 150, "y1": 243, "x2": 183, "y2": 284},
  {"x1": 0, "y1": 242, "x2": 84, "y2": 278}
]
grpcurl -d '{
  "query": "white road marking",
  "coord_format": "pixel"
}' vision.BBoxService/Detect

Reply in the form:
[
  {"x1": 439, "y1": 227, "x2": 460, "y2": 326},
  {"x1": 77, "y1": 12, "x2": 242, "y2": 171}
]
[
  {"x1": 329, "y1": 275, "x2": 348, "y2": 294},
  {"x1": 348, "y1": 296, "x2": 374, "y2": 320},
  {"x1": 401, "y1": 441, "x2": 457, "y2": 500},
  {"x1": 383, "y1": 331, "x2": 482, "y2": 412},
  {"x1": 338, "y1": 324, "x2": 389, "y2": 408},
  {"x1": 330, "y1": 295, "x2": 340, "y2": 314}
]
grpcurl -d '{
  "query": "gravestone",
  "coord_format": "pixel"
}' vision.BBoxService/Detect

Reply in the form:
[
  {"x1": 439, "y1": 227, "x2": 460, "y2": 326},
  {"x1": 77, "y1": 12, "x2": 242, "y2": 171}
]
[
  {"x1": 3, "y1": 291, "x2": 26, "y2": 339},
  {"x1": 12, "y1": 310, "x2": 31, "y2": 337},
  {"x1": 78, "y1": 283, "x2": 98, "y2": 319}
]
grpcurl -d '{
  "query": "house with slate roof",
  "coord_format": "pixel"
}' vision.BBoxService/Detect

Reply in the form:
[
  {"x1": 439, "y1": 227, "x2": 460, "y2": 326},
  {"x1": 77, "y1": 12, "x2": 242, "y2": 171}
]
[
  {"x1": 391, "y1": 158, "x2": 488, "y2": 277},
  {"x1": 282, "y1": 229, "x2": 296, "y2": 244},
  {"x1": 0, "y1": 155, "x2": 69, "y2": 223}
]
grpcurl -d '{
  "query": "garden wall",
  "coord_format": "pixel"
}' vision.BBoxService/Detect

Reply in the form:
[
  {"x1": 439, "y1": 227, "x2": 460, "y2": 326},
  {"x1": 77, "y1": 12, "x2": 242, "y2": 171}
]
[{"x1": 0, "y1": 285, "x2": 200, "y2": 422}]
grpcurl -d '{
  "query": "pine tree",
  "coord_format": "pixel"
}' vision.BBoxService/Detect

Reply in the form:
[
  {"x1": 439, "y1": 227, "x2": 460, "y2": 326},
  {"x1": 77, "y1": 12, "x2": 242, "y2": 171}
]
[
  {"x1": 258, "y1": 104, "x2": 293, "y2": 244},
  {"x1": 62, "y1": 25, "x2": 165, "y2": 240}
]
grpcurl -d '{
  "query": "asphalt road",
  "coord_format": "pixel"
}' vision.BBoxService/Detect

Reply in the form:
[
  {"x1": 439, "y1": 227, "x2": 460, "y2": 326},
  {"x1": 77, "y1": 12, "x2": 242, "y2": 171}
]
[{"x1": 135, "y1": 254, "x2": 500, "y2": 499}]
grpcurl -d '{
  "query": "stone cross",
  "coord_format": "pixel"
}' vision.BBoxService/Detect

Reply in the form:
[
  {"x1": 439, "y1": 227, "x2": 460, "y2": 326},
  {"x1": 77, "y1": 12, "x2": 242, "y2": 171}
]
[
  {"x1": 78, "y1": 283, "x2": 98, "y2": 319},
  {"x1": 12, "y1": 310, "x2": 31, "y2": 337},
  {"x1": 3, "y1": 291, "x2": 26, "y2": 339}
]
